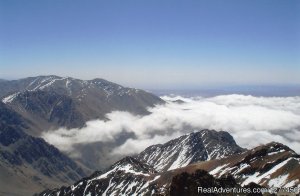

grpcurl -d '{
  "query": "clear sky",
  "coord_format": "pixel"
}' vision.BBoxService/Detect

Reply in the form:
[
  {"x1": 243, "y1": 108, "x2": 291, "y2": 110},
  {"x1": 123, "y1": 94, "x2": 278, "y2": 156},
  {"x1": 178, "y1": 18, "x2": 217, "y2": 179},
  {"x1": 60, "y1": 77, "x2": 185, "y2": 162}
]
[{"x1": 0, "y1": 0, "x2": 299, "y2": 89}]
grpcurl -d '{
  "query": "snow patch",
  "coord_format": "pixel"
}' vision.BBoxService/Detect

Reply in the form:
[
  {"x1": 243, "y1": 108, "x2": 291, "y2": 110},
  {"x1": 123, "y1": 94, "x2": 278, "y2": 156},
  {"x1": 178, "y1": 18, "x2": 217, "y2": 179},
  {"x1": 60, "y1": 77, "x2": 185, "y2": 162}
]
[
  {"x1": 284, "y1": 179, "x2": 299, "y2": 187},
  {"x1": 268, "y1": 174, "x2": 289, "y2": 187},
  {"x1": 210, "y1": 163, "x2": 230, "y2": 176},
  {"x1": 268, "y1": 149, "x2": 286, "y2": 156},
  {"x1": 2, "y1": 92, "x2": 20, "y2": 103},
  {"x1": 241, "y1": 158, "x2": 292, "y2": 186}
]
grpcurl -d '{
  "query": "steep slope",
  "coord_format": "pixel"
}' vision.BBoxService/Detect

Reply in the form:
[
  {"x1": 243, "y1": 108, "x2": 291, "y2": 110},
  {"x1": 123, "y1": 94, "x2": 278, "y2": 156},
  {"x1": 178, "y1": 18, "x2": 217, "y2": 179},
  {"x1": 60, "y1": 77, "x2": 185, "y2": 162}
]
[
  {"x1": 137, "y1": 129, "x2": 245, "y2": 171},
  {"x1": 1, "y1": 75, "x2": 164, "y2": 135},
  {"x1": 169, "y1": 170, "x2": 255, "y2": 196},
  {"x1": 39, "y1": 165, "x2": 263, "y2": 196},
  {"x1": 2, "y1": 90, "x2": 85, "y2": 135},
  {"x1": 204, "y1": 142, "x2": 300, "y2": 188},
  {"x1": 38, "y1": 136, "x2": 300, "y2": 196},
  {"x1": 39, "y1": 157, "x2": 158, "y2": 196},
  {"x1": 0, "y1": 102, "x2": 88, "y2": 196}
]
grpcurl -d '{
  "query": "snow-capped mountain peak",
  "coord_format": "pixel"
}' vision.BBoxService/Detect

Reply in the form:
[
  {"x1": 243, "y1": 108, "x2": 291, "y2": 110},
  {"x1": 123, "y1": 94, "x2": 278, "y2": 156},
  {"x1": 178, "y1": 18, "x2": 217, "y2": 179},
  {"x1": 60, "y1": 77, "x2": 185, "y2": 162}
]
[
  {"x1": 137, "y1": 129, "x2": 245, "y2": 172},
  {"x1": 38, "y1": 133, "x2": 300, "y2": 196}
]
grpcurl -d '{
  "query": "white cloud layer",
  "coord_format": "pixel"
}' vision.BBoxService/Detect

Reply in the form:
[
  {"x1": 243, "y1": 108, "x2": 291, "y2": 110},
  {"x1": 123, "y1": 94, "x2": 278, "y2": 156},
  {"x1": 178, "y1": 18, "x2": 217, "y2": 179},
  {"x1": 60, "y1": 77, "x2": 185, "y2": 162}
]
[{"x1": 42, "y1": 94, "x2": 300, "y2": 156}]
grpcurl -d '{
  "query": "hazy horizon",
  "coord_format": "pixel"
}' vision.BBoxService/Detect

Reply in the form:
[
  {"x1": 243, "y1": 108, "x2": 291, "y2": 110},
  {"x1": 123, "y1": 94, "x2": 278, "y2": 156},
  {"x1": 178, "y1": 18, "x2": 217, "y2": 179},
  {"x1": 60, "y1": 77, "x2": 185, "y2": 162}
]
[
  {"x1": 1, "y1": 0, "x2": 299, "y2": 89},
  {"x1": 1, "y1": 75, "x2": 300, "y2": 97}
]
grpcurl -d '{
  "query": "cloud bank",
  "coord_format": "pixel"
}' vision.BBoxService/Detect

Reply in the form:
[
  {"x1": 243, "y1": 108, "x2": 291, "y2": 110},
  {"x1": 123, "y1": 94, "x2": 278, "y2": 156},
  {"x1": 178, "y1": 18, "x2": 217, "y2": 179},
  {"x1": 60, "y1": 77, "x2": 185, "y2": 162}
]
[{"x1": 42, "y1": 95, "x2": 300, "y2": 157}]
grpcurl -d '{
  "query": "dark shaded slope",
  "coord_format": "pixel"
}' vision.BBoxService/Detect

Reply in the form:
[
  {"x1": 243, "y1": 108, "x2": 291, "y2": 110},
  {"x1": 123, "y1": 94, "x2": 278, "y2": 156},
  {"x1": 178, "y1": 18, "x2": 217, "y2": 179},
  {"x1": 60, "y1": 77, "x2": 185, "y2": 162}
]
[{"x1": 0, "y1": 102, "x2": 87, "y2": 196}]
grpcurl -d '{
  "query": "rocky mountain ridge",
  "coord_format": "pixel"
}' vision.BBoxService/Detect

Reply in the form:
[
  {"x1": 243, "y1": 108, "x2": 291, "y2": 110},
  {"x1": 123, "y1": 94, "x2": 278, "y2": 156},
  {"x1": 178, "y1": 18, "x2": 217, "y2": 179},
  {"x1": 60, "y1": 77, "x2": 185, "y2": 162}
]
[
  {"x1": 38, "y1": 130, "x2": 300, "y2": 196},
  {"x1": 137, "y1": 129, "x2": 245, "y2": 172},
  {"x1": 0, "y1": 75, "x2": 164, "y2": 136}
]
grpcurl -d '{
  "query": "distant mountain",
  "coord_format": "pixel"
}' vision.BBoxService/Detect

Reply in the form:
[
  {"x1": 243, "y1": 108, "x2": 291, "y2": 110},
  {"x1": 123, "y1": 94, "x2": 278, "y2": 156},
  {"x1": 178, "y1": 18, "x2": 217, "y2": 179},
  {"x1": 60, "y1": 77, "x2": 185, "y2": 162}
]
[
  {"x1": 137, "y1": 129, "x2": 245, "y2": 171},
  {"x1": 0, "y1": 102, "x2": 88, "y2": 196},
  {"x1": 0, "y1": 75, "x2": 164, "y2": 135},
  {"x1": 38, "y1": 132, "x2": 300, "y2": 196},
  {"x1": 2, "y1": 90, "x2": 86, "y2": 135}
]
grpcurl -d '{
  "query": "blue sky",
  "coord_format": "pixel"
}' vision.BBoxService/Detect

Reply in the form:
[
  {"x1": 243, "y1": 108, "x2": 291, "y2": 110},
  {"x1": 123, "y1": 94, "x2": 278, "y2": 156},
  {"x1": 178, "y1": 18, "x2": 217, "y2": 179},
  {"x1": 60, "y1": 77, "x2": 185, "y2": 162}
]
[{"x1": 0, "y1": 0, "x2": 299, "y2": 88}]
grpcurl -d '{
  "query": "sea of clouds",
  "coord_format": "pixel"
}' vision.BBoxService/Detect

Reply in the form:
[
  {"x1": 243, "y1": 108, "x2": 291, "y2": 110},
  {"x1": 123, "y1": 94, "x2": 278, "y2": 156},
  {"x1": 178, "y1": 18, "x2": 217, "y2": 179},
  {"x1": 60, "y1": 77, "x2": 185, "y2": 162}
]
[{"x1": 42, "y1": 94, "x2": 300, "y2": 157}]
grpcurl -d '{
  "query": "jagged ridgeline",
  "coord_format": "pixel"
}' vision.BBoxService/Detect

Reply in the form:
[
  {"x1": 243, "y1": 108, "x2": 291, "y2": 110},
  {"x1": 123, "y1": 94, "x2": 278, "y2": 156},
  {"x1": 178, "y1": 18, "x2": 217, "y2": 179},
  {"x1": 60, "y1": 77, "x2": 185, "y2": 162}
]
[
  {"x1": 137, "y1": 130, "x2": 245, "y2": 172},
  {"x1": 1, "y1": 76, "x2": 299, "y2": 196},
  {"x1": 0, "y1": 76, "x2": 164, "y2": 136},
  {"x1": 38, "y1": 130, "x2": 300, "y2": 196},
  {"x1": 0, "y1": 75, "x2": 165, "y2": 196}
]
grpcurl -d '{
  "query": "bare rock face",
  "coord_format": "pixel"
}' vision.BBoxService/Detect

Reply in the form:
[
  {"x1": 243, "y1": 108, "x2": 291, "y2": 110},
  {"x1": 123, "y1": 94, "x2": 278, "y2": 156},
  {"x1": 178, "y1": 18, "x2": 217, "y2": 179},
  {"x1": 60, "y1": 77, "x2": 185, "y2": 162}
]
[
  {"x1": 37, "y1": 131, "x2": 300, "y2": 196},
  {"x1": 39, "y1": 156, "x2": 157, "y2": 196},
  {"x1": 0, "y1": 102, "x2": 87, "y2": 196},
  {"x1": 0, "y1": 75, "x2": 166, "y2": 177},
  {"x1": 207, "y1": 142, "x2": 300, "y2": 188},
  {"x1": 137, "y1": 129, "x2": 245, "y2": 171}
]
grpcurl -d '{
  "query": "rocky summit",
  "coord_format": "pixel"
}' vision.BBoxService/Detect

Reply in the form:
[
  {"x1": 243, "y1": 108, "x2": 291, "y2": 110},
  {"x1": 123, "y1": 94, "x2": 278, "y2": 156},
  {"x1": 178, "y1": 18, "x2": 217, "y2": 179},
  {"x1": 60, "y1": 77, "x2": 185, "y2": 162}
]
[
  {"x1": 38, "y1": 130, "x2": 300, "y2": 196},
  {"x1": 137, "y1": 129, "x2": 245, "y2": 172}
]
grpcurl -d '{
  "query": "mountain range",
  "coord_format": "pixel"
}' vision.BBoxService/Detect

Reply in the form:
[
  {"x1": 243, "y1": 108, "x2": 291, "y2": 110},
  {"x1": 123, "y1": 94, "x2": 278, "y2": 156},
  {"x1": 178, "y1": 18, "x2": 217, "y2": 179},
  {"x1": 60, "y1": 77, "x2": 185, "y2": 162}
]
[
  {"x1": 38, "y1": 130, "x2": 300, "y2": 196},
  {"x1": 0, "y1": 76, "x2": 165, "y2": 171},
  {"x1": 0, "y1": 76, "x2": 164, "y2": 195},
  {"x1": 0, "y1": 75, "x2": 164, "y2": 136},
  {"x1": 0, "y1": 76, "x2": 299, "y2": 196}
]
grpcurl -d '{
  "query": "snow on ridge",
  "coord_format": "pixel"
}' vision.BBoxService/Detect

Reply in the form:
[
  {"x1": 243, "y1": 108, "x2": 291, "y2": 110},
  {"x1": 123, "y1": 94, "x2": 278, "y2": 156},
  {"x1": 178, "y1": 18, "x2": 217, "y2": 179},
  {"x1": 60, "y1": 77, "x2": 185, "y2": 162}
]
[
  {"x1": 26, "y1": 76, "x2": 67, "y2": 91},
  {"x1": 38, "y1": 79, "x2": 57, "y2": 90},
  {"x1": 15, "y1": 76, "x2": 140, "y2": 99},
  {"x1": 140, "y1": 130, "x2": 240, "y2": 172},
  {"x1": 2, "y1": 92, "x2": 20, "y2": 104},
  {"x1": 31, "y1": 77, "x2": 54, "y2": 91},
  {"x1": 71, "y1": 182, "x2": 83, "y2": 191},
  {"x1": 92, "y1": 163, "x2": 150, "y2": 182},
  {"x1": 210, "y1": 164, "x2": 230, "y2": 176},
  {"x1": 27, "y1": 77, "x2": 40, "y2": 89},
  {"x1": 168, "y1": 137, "x2": 193, "y2": 170},
  {"x1": 268, "y1": 149, "x2": 286, "y2": 156},
  {"x1": 118, "y1": 163, "x2": 151, "y2": 176},
  {"x1": 38, "y1": 77, "x2": 68, "y2": 90},
  {"x1": 65, "y1": 79, "x2": 71, "y2": 88},
  {"x1": 65, "y1": 79, "x2": 72, "y2": 95},
  {"x1": 268, "y1": 174, "x2": 289, "y2": 187},
  {"x1": 284, "y1": 179, "x2": 299, "y2": 187},
  {"x1": 241, "y1": 157, "x2": 293, "y2": 186}
]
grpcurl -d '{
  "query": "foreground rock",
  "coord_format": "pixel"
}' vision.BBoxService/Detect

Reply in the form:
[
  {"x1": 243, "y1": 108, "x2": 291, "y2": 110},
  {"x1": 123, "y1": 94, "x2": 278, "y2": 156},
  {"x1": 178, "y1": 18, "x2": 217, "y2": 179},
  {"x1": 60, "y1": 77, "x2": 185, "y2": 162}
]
[{"x1": 37, "y1": 131, "x2": 300, "y2": 195}]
